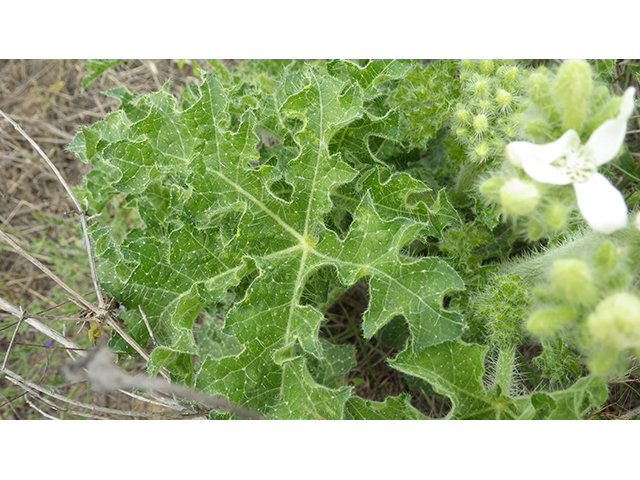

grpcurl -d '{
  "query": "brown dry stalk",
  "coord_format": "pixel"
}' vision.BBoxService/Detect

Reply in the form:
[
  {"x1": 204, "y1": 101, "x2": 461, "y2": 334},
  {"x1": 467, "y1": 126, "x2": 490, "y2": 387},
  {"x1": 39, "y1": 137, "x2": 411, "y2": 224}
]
[
  {"x1": 0, "y1": 107, "x2": 104, "y2": 311},
  {"x1": 61, "y1": 348, "x2": 264, "y2": 420}
]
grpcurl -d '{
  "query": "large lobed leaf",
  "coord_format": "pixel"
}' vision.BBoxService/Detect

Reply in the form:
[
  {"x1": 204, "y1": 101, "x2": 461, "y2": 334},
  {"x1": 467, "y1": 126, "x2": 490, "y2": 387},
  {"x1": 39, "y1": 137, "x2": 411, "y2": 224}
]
[
  {"x1": 390, "y1": 339, "x2": 609, "y2": 419},
  {"x1": 70, "y1": 62, "x2": 464, "y2": 419}
]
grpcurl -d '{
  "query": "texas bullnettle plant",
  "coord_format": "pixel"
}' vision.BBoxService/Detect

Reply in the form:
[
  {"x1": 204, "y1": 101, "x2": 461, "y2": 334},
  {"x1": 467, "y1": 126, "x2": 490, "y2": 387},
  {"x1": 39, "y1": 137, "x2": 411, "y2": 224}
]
[{"x1": 66, "y1": 59, "x2": 639, "y2": 419}]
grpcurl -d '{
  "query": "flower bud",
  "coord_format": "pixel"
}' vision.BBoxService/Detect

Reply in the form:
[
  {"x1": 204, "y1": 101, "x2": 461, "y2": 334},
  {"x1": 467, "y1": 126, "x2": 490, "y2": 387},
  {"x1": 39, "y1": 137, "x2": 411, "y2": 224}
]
[
  {"x1": 480, "y1": 176, "x2": 505, "y2": 201},
  {"x1": 587, "y1": 292, "x2": 640, "y2": 350},
  {"x1": 528, "y1": 72, "x2": 553, "y2": 108},
  {"x1": 543, "y1": 200, "x2": 568, "y2": 230},
  {"x1": 474, "y1": 141, "x2": 490, "y2": 160},
  {"x1": 472, "y1": 77, "x2": 490, "y2": 98},
  {"x1": 503, "y1": 67, "x2": 520, "y2": 87},
  {"x1": 554, "y1": 59, "x2": 593, "y2": 132},
  {"x1": 527, "y1": 219, "x2": 546, "y2": 241},
  {"x1": 499, "y1": 179, "x2": 540, "y2": 215},
  {"x1": 550, "y1": 258, "x2": 597, "y2": 305},
  {"x1": 473, "y1": 114, "x2": 489, "y2": 135},
  {"x1": 524, "y1": 117, "x2": 553, "y2": 139},
  {"x1": 592, "y1": 240, "x2": 618, "y2": 274},
  {"x1": 455, "y1": 107, "x2": 472, "y2": 125},
  {"x1": 478, "y1": 59, "x2": 494, "y2": 75},
  {"x1": 460, "y1": 59, "x2": 476, "y2": 71},
  {"x1": 495, "y1": 89, "x2": 513, "y2": 112},
  {"x1": 527, "y1": 305, "x2": 577, "y2": 336}
]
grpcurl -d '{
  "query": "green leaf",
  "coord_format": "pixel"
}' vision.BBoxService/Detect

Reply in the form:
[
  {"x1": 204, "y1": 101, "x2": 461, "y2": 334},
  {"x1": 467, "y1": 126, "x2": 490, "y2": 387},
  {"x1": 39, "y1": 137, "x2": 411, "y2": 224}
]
[
  {"x1": 306, "y1": 338, "x2": 357, "y2": 389},
  {"x1": 390, "y1": 339, "x2": 498, "y2": 419},
  {"x1": 346, "y1": 393, "x2": 428, "y2": 420},
  {"x1": 327, "y1": 59, "x2": 414, "y2": 102},
  {"x1": 390, "y1": 339, "x2": 609, "y2": 419},
  {"x1": 81, "y1": 59, "x2": 127, "y2": 90},
  {"x1": 333, "y1": 166, "x2": 461, "y2": 238},
  {"x1": 74, "y1": 64, "x2": 465, "y2": 419},
  {"x1": 270, "y1": 358, "x2": 353, "y2": 419}
]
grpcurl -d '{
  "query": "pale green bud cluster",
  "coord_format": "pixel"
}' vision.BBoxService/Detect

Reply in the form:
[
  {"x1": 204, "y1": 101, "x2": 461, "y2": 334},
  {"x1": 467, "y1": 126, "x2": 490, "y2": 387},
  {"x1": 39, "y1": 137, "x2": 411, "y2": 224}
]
[
  {"x1": 452, "y1": 60, "x2": 527, "y2": 163},
  {"x1": 587, "y1": 292, "x2": 640, "y2": 350},
  {"x1": 522, "y1": 60, "x2": 623, "y2": 142},
  {"x1": 523, "y1": 239, "x2": 639, "y2": 376}
]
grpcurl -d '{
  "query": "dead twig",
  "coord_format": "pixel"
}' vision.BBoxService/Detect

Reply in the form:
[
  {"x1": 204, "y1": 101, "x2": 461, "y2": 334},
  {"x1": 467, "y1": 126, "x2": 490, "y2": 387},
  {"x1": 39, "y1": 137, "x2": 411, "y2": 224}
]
[
  {"x1": 2, "y1": 367, "x2": 199, "y2": 419},
  {"x1": 1, "y1": 304, "x2": 25, "y2": 370},
  {"x1": 61, "y1": 348, "x2": 265, "y2": 420},
  {"x1": 0, "y1": 229, "x2": 96, "y2": 313},
  {"x1": 138, "y1": 305, "x2": 158, "y2": 348}
]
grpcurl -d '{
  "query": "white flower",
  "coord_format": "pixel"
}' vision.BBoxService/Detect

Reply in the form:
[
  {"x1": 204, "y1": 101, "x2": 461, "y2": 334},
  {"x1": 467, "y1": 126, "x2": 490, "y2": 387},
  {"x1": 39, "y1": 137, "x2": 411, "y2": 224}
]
[{"x1": 507, "y1": 87, "x2": 636, "y2": 233}]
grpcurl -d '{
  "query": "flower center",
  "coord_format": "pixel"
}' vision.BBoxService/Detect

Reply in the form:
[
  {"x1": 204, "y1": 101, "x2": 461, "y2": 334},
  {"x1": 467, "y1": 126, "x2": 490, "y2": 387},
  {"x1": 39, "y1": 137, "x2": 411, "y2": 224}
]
[{"x1": 552, "y1": 145, "x2": 596, "y2": 183}]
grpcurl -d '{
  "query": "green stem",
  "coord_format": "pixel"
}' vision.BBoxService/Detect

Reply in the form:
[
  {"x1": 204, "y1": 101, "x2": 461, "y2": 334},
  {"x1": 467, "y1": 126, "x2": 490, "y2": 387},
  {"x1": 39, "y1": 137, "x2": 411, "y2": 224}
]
[{"x1": 493, "y1": 343, "x2": 517, "y2": 396}]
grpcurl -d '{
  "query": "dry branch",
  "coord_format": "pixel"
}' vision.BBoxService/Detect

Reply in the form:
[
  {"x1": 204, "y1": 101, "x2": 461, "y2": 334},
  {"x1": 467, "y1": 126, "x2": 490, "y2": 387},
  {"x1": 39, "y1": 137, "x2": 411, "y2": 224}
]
[{"x1": 61, "y1": 348, "x2": 264, "y2": 420}]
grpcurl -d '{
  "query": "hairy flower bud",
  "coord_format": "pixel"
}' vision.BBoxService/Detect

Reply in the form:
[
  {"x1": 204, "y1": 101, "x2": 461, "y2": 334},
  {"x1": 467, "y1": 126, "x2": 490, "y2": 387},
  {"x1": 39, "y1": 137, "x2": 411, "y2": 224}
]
[
  {"x1": 479, "y1": 176, "x2": 505, "y2": 201},
  {"x1": 587, "y1": 292, "x2": 640, "y2": 350},
  {"x1": 554, "y1": 59, "x2": 593, "y2": 132},
  {"x1": 543, "y1": 200, "x2": 568, "y2": 230},
  {"x1": 550, "y1": 258, "x2": 597, "y2": 305},
  {"x1": 499, "y1": 179, "x2": 540, "y2": 215},
  {"x1": 527, "y1": 305, "x2": 577, "y2": 336},
  {"x1": 473, "y1": 114, "x2": 489, "y2": 135},
  {"x1": 495, "y1": 89, "x2": 513, "y2": 112}
]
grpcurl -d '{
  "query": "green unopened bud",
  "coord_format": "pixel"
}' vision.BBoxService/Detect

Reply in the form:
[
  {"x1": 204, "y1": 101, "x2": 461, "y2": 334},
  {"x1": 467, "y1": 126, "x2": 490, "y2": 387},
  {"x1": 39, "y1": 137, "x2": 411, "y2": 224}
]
[
  {"x1": 554, "y1": 59, "x2": 593, "y2": 132},
  {"x1": 495, "y1": 89, "x2": 513, "y2": 112},
  {"x1": 480, "y1": 176, "x2": 505, "y2": 201},
  {"x1": 528, "y1": 72, "x2": 553, "y2": 108},
  {"x1": 474, "y1": 141, "x2": 490, "y2": 159},
  {"x1": 587, "y1": 292, "x2": 640, "y2": 350},
  {"x1": 524, "y1": 117, "x2": 553, "y2": 139},
  {"x1": 455, "y1": 108, "x2": 472, "y2": 125},
  {"x1": 461, "y1": 59, "x2": 476, "y2": 72},
  {"x1": 543, "y1": 200, "x2": 568, "y2": 230},
  {"x1": 503, "y1": 67, "x2": 520, "y2": 87},
  {"x1": 478, "y1": 59, "x2": 494, "y2": 75},
  {"x1": 500, "y1": 179, "x2": 540, "y2": 215},
  {"x1": 473, "y1": 77, "x2": 490, "y2": 98},
  {"x1": 503, "y1": 114, "x2": 521, "y2": 138},
  {"x1": 584, "y1": 95, "x2": 621, "y2": 135},
  {"x1": 527, "y1": 219, "x2": 546, "y2": 241},
  {"x1": 590, "y1": 85, "x2": 612, "y2": 111},
  {"x1": 527, "y1": 304, "x2": 577, "y2": 336},
  {"x1": 593, "y1": 240, "x2": 618, "y2": 274},
  {"x1": 472, "y1": 114, "x2": 489, "y2": 136},
  {"x1": 550, "y1": 258, "x2": 597, "y2": 305}
]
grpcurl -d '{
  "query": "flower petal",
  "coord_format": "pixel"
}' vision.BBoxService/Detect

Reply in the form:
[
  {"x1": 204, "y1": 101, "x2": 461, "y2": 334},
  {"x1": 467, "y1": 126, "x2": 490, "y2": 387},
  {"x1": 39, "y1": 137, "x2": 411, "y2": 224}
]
[
  {"x1": 573, "y1": 173, "x2": 628, "y2": 233},
  {"x1": 586, "y1": 87, "x2": 636, "y2": 165},
  {"x1": 508, "y1": 129, "x2": 579, "y2": 167},
  {"x1": 507, "y1": 130, "x2": 578, "y2": 185}
]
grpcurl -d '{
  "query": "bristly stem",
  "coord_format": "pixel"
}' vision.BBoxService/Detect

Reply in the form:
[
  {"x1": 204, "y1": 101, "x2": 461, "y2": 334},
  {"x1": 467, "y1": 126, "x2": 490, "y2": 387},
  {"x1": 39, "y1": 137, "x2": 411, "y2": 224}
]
[{"x1": 493, "y1": 343, "x2": 517, "y2": 396}]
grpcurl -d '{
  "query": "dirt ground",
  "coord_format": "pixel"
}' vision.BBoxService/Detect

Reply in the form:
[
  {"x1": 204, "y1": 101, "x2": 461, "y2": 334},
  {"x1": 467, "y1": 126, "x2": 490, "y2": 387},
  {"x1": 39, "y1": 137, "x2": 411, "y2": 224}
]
[{"x1": 1, "y1": 59, "x2": 639, "y2": 419}]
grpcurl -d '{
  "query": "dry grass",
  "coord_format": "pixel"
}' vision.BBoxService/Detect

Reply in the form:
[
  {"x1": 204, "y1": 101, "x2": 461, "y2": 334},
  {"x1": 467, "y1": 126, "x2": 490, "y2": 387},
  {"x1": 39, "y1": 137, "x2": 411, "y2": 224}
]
[{"x1": 0, "y1": 60, "x2": 199, "y2": 419}]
